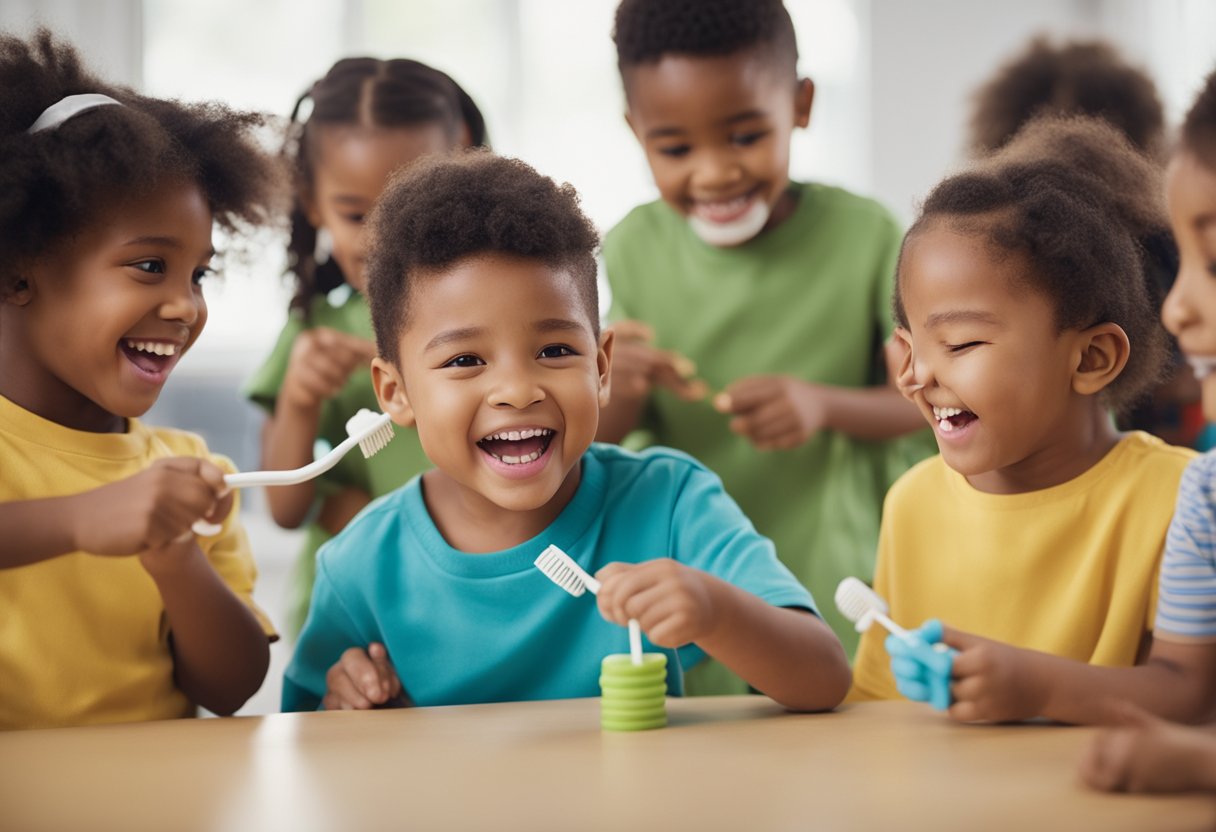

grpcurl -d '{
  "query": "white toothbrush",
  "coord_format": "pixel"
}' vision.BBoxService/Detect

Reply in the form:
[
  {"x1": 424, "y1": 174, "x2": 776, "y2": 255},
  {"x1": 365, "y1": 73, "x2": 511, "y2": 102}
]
[
  {"x1": 834, "y1": 576, "x2": 916, "y2": 643},
  {"x1": 191, "y1": 409, "x2": 394, "y2": 535},
  {"x1": 534, "y1": 544, "x2": 644, "y2": 665}
]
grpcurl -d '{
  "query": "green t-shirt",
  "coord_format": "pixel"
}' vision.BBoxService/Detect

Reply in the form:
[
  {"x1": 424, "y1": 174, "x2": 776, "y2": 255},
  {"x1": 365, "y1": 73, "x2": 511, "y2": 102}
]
[
  {"x1": 604, "y1": 182, "x2": 933, "y2": 680},
  {"x1": 244, "y1": 288, "x2": 432, "y2": 636}
]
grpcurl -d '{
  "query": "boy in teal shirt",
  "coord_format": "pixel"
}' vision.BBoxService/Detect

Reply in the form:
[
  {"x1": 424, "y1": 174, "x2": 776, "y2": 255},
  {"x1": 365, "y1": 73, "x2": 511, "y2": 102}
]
[
  {"x1": 600, "y1": 0, "x2": 931, "y2": 678},
  {"x1": 282, "y1": 153, "x2": 850, "y2": 712}
]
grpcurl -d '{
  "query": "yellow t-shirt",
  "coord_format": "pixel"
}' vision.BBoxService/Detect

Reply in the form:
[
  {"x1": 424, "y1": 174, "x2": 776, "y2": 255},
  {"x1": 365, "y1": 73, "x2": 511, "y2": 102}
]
[
  {"x1": 850, "y1": 431, "x2": 1195, "y2": 702},
  {"x1": 0, "y1": 394, "x2": 276, "y2": 729}
]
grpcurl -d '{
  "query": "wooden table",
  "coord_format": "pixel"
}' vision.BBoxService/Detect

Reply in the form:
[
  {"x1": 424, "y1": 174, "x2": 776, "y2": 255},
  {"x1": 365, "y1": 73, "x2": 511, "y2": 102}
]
[{"x1": 2, "y1": 697, "x2": 1213, "y2": 831}]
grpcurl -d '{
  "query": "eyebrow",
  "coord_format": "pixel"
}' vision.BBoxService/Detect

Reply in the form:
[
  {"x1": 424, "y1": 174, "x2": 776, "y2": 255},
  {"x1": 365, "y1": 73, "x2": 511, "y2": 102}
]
[
  {"x1": 424, "y1": 318, "x2": 589, "y2": 352},
  {"x1": 645, "y1": 109, "x2": 769, "y2": 140},
  {"x1": 924, "y1": 310, "x2": 1002, "y2": 329},
  {"x1": 121, "y1": 236, "x2": 216, "y2": 258}
]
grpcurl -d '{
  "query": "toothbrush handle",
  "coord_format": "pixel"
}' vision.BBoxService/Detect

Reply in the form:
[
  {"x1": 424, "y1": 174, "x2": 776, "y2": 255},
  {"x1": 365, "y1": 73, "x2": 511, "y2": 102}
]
[
  {"x1": 628, "y1": 619, "x2": 643, "y2": 665},
  {"x1": 223, "y1": 432, "x2": 361, "y2": 488},
  {"x1": 875, "y1": 611, "x2": 914, "y2": 641}
]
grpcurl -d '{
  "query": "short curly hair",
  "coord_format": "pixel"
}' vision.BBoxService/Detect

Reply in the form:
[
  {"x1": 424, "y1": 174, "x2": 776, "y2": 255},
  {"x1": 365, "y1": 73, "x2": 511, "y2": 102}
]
[
  {"x1": 969, "y1": 36, "x2": 1164, "y2": 159},
  {"x1": 613, "y1": 0, "x2": 797, "y2": 80},
  {"x1": 365, "y1": 152, "x2": 600, "y2": 362},
  {"x1": 895, "y1": 116, "x2": 1170, "y2": 413},
  {"x1": 0, "y1": 29, "x2": 282, "y2": 298},
  {"x1": 283, "y1": 57, "x2": 489, "y2": 315},
  {"x1": 1182, "y1": 69, "x2": 1216, "y2": 171}
]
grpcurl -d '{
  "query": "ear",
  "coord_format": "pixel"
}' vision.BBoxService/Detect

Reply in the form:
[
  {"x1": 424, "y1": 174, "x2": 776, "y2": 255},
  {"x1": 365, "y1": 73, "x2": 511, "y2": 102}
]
[
  {"x1": 4, "y1": 277, "x2": 32, "y2": 307},
  {"x1": 794, "y1": 77, "x2": 814, "y2": 129},
  {"x1": 597, "y1": 327, "x2": 615, "y2": 408},
  {"x1": 623, "y1": 109, "x2": 639, "y2": 141},
  {"x1": 889, "y1": 328, "x2": 923, "y2": 400},
  {"x1": 371, "y1": 356, "x2": 416, "y2": 428},
  {"x1": 1071, "y1": 322, "x2": 1130, "y2": 397}
]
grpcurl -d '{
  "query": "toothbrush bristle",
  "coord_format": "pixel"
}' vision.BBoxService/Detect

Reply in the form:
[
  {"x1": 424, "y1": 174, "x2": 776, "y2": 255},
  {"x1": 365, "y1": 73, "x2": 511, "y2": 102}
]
[
  {"x1": 534, "y1": 547, "x2": 589, "y2": 596},
  {"x1": 357, "y1": 423, "x2": 395, "y2": 458},
  {"x1": 834, "y1": 577, "x2": 887, "y2": 624}
]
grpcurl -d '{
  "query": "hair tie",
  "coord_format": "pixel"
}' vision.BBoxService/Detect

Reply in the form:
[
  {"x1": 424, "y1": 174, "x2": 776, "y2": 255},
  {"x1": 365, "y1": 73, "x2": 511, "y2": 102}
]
[{"x1": 27, "y1": 93, "x2": 122, "y2": 134}]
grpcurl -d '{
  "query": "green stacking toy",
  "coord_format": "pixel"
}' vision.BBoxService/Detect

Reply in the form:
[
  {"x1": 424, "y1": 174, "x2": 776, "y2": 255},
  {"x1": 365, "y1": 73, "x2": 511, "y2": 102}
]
[{"x1": 600, "y1": 652, "x2": 667, "y2": 731}]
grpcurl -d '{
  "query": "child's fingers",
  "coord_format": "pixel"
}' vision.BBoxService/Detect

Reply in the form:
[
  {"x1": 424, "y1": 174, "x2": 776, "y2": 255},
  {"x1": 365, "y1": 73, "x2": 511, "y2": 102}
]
[
  {"x1": 340, "y1": 647, "x2": 390, "y2": 703},
  {"x1": 367, "y1": 642, "x2": 402, "y2": 696},
  {"x1": 717, "y1": 378, "x2": 777, "y2": 414},
  {"x1": 323, "y1": 669, "x2": 373, "y2": 711},
  {"x1": 610, "y1": 319, "x2": 656, "y2": 343},
  {"x1": 1078, "y1": 730, "x2": 1132, "y2": 792}
]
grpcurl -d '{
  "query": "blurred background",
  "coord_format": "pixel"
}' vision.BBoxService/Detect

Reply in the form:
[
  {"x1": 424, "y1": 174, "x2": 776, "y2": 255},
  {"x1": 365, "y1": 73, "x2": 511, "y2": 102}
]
[{"x1": 3, "y1": 0, "x2": 1215, "y2": 714}]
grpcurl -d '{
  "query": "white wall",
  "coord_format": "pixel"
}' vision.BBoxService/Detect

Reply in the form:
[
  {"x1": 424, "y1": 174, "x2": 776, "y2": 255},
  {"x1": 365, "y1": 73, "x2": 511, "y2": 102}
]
[{"x1": 0, "y1": 0, "x2": 142, "y2": 86}]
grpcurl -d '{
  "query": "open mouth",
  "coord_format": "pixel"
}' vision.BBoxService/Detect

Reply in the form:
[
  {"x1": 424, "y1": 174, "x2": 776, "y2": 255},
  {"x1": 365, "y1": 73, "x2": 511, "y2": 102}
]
[
  {"x1": 1187, "y1": 355, "x2": 1216, "y2": 379},
  {"x1": 120, "y1": 339, "x2": 181, "y2": 380},
  {"x1": 476, "y1": 427, "x2": 556, "y2": 465},
  {"x1": 932, "y1": 405, "x2": 977, "y2": 434},
  {"x1": 690, "y1": 189, "x2": 762, "y2": 224}
]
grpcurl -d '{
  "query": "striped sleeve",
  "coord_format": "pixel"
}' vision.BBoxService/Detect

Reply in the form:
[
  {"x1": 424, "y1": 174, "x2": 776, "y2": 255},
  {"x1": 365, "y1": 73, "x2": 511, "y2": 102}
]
[{"x1": 1156, "y1": 453, "x2": 1216, "y2": 640}]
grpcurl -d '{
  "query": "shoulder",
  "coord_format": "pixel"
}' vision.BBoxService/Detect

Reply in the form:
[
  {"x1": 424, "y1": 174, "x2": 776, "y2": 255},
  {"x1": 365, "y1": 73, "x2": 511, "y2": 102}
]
[
  {"x1": 796, "y1": 182, "x2": 902, "y2": 238},
  {"x1": 317, "y1": 482, "x2": 413, "y2": 572},
  {"x1": 1116, "y1": 432, "x2": 1198, "y2": 480},
  {"x1": 143, "y1": 425, "x2": 238, "y2": 475},
  {"x1": 603, "y1": 200, "x2": 678, "y2": 250},
  {"x1": 587, "y1": 442, "x2": 716, "y2": 496},
  {"x1": 884, "y1": 453, "x2": 947, "y2": 505}
]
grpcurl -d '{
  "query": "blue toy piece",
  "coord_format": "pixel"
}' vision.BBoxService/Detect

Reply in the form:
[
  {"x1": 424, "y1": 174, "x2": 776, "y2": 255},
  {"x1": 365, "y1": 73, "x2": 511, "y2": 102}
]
[{"x1": 885, "y1": 619, "x2": 958, "y2": 711}]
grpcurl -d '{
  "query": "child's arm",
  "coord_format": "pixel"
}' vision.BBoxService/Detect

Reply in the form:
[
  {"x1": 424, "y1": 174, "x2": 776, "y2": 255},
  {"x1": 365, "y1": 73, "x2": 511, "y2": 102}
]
[
  {"x1": 596, "y1": 560, "x2": 851, "y2": 711},
  {"x1": 1081, "y1": 702, "x2": 1216, "y2": 793},
  {"x1": 142, "y1": 534, "x2": 270, "y2": 716},
  {"x1": 715, "y1": 376, "x2": 926, "y2": 448},
  {"x1": 316, "y1": 486, "x2": 374, "y2": 536},
  {"x1": 913, "y1": 624, "x2": 1216, "y2": 725},
  {"x1": 260, "y1": 327, "x2": 377, "y2": 528}
]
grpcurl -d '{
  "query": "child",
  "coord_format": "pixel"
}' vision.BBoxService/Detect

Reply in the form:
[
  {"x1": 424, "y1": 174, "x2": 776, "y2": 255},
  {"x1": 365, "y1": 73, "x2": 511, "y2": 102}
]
[
  {"x1": 1078, "y1": 70, "x2": 1216, "y2": 793},
  {"x1": 281, "y1": 152, "x2": 851, "y2": 712},
  {"x1": 849, "y1": 115, "x2": 1197, "y2": 717},
  {"x1": 598, "y1": 0, "x2": 930, "y2": 683},
  {"x1": 0, "y1": 30, "x2": 279, "y2": 729},
  {"x1": 244, "y1": 58, "x2": 487, "y2": 637},
  {"x1": 969, "y1": 34, "x2": 1198, "y2": 447}
]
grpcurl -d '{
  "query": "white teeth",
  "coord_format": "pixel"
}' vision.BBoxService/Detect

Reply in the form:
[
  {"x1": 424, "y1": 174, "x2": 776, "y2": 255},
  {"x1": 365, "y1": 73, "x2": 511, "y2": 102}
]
[
  {"x1": 483, "y1": 428, "x2": 553, "y2": 442},
  {"x1": 125, "y1": 340, "x2": 177, "y2": 357},
  {"x1": 495, "y1": 450, "x2": 542, "y2": 465},
  {"x1": 932, "y1": 406, "x2": 964, "y2": 420}
]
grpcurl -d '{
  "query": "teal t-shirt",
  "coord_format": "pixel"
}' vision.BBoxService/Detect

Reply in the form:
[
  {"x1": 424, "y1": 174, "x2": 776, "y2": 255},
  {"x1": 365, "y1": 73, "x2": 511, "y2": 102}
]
[
  {"x1": 281, "y1": 444, "x2": 817, "y2": 711},
  {"x1": 603, "y1": 182, "x2": 933, "y2": 672},
  {"x1": 244, "y1": 288, "x2": 433, "y2": 635}
]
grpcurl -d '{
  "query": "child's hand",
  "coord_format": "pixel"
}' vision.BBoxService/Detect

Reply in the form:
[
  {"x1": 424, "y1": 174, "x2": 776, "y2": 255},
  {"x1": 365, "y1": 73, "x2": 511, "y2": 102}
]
[
  {"x1": 714, "y1": 375, "x2": 829, "y2": 450},
  {"x1": 908, "y1": 624, "x2": 1050, "y2": 723},
  {"x1": 322, "y1": 642, "x2": 407, "y2": 710},
  {"x1": 281, "y1": 327, "x2": 378, "y2": 412},
  {"x1": 608, "y1": 320, "x2": 707, "y2": 402},
  {"x1": 70, "y1": 457, "x2": 231, "y2": 558},
  {"x1": 1080, "y1": 701, "x2": 1216, "y2": 793},
  {"x1": 595, "y1": 560, "x2": 717, "y2": 647}
]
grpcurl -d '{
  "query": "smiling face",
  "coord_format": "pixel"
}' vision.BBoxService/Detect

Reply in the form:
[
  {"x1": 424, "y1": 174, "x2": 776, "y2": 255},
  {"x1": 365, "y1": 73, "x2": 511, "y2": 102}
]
[
  {"x1": 0, "y1": 179, "x2": 213, "y2": 433},
  {"x1": 1161, "y1": 151, "x2": 1216, "y2": 420},
  {"x1": 897, "y1": 222, "x2": 1116, "y2": 493},
  {"x1": 623, "y1": 49, "x2": 812, "y2": 247},
  {"x1": 372, "y1": 253, "x2": 612, "y2": 537},
  {"x1": 306, "y1": 124, "x2": 453, "y2": 292}
]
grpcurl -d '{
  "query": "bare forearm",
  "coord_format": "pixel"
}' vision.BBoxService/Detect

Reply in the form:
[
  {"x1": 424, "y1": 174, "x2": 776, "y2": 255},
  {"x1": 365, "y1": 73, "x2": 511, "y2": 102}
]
[
  {"x1": 821, "y1": 384, "x2": 927, "y2": 440},
  {"x1": 0, "y1": 496, "x2": 84, "y2": 568},
  {"x1": 261, "y1": 407, "x2": 323, "y2": 527},
  {"x1": 316, "y1": 487, "x2": 373, "y2": 536},
  {"x1": 1031, "y1": 650, "x2": 1216, "y2": 725},
  {"x1": 697, "y1": 578, "x2": 851, "y2": 711},
  {"x1": 146, "y1": 548, "x2": 270, "y2": 715}
]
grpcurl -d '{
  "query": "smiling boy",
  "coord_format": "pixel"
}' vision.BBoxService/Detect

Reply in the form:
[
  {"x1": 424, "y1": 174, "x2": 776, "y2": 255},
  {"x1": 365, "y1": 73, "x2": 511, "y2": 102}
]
[{"x1": 280, "y1": 153, "x2": 850, "y2": 712}]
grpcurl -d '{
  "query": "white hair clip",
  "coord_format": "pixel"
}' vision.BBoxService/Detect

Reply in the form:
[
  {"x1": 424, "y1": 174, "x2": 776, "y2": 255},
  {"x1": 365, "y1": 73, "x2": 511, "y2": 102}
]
[{"x1": 27, "y1": 93, "x2": 122, "y2": 134}]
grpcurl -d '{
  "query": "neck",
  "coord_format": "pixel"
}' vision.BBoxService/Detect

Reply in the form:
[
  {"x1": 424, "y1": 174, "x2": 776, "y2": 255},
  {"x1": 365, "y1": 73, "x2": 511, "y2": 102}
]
[
  {"x1": 965, "y1": 405, "x2": 1121, "y2": 495},
  {"x1": 420, "y1": 461, "x2": 582, "y2": 553}
]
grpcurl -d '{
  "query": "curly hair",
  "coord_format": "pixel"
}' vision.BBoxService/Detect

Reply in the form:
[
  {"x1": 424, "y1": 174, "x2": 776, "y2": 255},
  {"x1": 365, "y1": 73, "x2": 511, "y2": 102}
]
[
  {"x1": 613, "y1": 0, "x2": 797, "y2": 77},
  {"x1": 895, "y1": 116, "x2": 1170, "y2": 413},
  {"x1": 1181, "y1": 68, "x2": 1216, "y2": 170},
  {"x1": 0, "y1": 29, "x2": 281, "y2": 298},
  {"x1": 365, "y1": 152, "x2": 600, "y2": 362},
  {"x1": 969, "y1": 36, "x2": 1164, "y2": 160},
  {"x1": 283, "y1": 57, "x2": 488, "y2": 316}
]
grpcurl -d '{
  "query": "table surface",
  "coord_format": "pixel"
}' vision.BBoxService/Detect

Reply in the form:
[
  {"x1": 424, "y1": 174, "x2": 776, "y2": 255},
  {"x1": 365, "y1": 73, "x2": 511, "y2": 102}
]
[{"x1": 2, "y1": 696, "x2": 1214, "y2": 832}]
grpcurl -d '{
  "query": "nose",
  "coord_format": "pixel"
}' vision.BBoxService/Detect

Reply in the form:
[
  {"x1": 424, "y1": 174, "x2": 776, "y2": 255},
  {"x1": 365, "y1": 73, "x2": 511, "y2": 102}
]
[
  {"x1": 487, "y1": 361, "x2": 546, "y2": 410},
  {"x1": 158, "y1": 275, "x2": 203, "y2": 326},
  {"x1": 691, "y1": 145, "x2": 744, "y2": 191},
  {"x1": 1162, "y1": 268, "x2": 1199, "y2": 338}
]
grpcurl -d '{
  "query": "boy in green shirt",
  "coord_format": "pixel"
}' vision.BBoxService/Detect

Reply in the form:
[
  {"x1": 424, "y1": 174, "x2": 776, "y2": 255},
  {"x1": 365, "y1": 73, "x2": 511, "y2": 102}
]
[{"x1": 599, "y1": 0, "x2": 932, "y2": 685}]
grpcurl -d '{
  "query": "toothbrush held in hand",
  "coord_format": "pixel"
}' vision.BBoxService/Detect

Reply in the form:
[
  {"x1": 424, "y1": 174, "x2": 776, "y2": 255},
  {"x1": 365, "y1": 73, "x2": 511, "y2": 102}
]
[
  {"x1": 534, "y1": 544, "x2": 644, "y2": 666},
  {"x1": 191, "y1": 409, "x2": 394, "y2": 535}
]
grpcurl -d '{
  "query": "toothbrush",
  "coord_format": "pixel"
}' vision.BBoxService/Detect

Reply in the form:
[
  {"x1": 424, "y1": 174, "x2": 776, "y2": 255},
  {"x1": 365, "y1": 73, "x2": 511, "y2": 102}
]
[
  {"x1": 191, "y1": 409, "x2": 394, "y2": 535},
  {"x1": 834, "y1": 576, "x2": 916, "y2": 642},
  {"x1": 534, "y1": 544, "x2": 645, "y2": 666}
]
